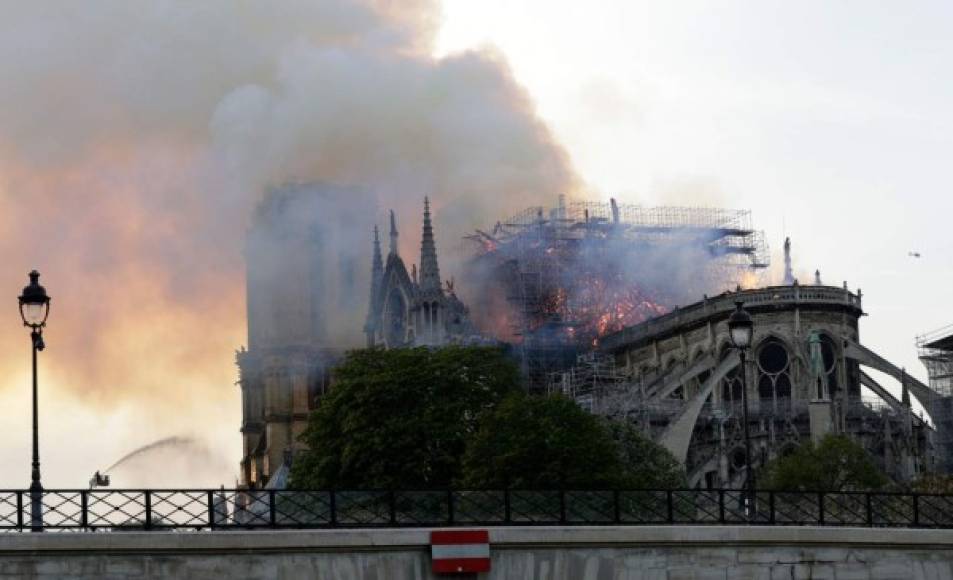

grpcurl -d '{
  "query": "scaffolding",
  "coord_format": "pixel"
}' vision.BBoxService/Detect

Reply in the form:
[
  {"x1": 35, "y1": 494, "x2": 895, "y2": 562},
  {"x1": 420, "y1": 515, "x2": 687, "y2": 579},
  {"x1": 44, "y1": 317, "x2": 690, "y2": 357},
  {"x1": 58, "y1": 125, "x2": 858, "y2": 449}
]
[
  {"x1": 547, "y1": 352, "x2": 683, "y2": 438},
  {"x1": 918, "y1": 324, "x2": 953, "y2": 396},
  {"x1": 464, "y1": 198, "x2": 770, "y2": 388},
  {"x1": 917, "y1": 324, "x2": 953, "y2": 473},
  {"x1": 473, "y1": 199, "x2": 770, "y2": 269}
]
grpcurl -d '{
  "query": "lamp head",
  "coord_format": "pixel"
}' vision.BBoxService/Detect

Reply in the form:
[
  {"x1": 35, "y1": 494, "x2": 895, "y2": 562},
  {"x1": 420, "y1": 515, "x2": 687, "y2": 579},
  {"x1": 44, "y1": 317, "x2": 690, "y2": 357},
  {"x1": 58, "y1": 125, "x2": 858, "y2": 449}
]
[
  {"x1": 728, "y1": 300, "x2": 753, "y2": 349},
  {"x1": 18, "y1": 270, "x2": 50, "y2": 329}
]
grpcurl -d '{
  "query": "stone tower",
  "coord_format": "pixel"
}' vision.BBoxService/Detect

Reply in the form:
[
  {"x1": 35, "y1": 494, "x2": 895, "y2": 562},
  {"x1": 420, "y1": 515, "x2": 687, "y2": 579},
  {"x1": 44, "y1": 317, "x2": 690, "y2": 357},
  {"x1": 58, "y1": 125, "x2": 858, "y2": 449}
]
[{"x1": 238, "y1": 183, "x2": 371, "y2": 489}]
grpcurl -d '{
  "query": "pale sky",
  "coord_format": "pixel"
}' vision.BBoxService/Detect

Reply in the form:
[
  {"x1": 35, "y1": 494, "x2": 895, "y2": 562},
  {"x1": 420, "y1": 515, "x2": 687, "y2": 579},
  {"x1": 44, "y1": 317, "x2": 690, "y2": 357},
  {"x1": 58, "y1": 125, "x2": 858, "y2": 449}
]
[{"x1": 437, "y1": 0, "x2": 953, "y2": 382}]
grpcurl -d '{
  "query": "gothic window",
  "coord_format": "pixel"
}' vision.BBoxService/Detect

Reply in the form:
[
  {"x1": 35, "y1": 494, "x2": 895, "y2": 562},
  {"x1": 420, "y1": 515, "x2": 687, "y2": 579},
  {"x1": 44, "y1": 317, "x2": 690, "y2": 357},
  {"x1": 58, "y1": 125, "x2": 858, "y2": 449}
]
[
  {"x1": 757, "y1": 338, "x2": 792, "y2": 405},
  {"x1": 423, "y1": 302, "x2": 431, "y2": 338},
  {"x1": 721, "y1": 350, "x2": 743, "y2": 407},
  {"x1": 819, "y1": 334, "x2": 840, "y2": 396},
  {"x1": 386, "y1": 290, "x2": 406, "y2": 346}
]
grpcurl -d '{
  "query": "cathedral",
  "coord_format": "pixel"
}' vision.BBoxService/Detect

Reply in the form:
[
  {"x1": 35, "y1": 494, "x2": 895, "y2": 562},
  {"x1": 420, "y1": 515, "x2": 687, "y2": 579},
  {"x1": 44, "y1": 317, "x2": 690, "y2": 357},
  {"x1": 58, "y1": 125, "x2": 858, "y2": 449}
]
[
  {"x1": 364, "y1": 198, "x2": 475, "y2": 348},
  {"x1": 237, "y1": 188, "x2": 475, "y2": 489}
]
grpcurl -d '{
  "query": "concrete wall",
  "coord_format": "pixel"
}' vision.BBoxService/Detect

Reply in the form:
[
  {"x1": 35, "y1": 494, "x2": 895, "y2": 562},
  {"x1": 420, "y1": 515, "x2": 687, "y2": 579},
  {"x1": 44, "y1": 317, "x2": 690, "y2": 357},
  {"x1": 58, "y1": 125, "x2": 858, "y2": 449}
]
[{"x1": 2, "y1": 526, "x2": 953, "y2": 580}]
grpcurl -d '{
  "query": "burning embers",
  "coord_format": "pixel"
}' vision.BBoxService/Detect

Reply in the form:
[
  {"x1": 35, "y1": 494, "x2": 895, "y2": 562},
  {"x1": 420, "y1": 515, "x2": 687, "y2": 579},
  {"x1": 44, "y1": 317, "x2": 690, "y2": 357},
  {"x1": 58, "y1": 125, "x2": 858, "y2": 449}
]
[
  {"x1": 568, "y1": 275, "x2": 669, "y2": 344},
  {"x1": 462, "y1": 199, "x2": 768, "y2": 350}
]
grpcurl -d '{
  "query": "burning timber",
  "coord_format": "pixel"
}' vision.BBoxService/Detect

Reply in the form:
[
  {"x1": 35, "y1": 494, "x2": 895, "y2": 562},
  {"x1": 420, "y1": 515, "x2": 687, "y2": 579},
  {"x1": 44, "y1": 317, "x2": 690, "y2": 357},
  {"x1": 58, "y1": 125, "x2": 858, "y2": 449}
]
[{"x1": 463, "y1": 197, "x2": 769, "y2": 388}]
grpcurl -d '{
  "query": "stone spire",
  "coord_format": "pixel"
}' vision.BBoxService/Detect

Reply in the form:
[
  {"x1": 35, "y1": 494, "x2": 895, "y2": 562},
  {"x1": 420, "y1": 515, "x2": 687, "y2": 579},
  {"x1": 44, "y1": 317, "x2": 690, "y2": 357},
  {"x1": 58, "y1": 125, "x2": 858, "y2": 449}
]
[
  {"x1": 783, "y1": 237, "x2": 795, "y2": 285},
  {"x1": 389, "y1": 210, "x2": 398, "y2": 256},
  {"x1": 364, "y1": 226, "x2": 384, "y2": 345},
  {"x1": 370, "y1": 225, "x2": 383, "y2": 296},
  {"x1": 419, "y1": 197, "x2": 442, "y2": 294}
]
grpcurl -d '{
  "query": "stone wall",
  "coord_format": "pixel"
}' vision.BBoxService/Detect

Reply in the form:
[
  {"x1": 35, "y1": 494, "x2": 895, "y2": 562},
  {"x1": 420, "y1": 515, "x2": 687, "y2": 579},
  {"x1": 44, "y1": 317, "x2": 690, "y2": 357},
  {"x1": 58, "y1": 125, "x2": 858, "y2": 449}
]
[{"x1": 2, "y1": 526, "x2": 953, "y2": 580}]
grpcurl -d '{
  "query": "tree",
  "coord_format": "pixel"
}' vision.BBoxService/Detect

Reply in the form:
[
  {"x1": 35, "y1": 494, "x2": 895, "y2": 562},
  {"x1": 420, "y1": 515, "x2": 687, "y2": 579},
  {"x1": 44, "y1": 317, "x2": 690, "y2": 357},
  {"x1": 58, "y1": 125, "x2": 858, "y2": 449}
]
[
  {"x1": 602, "y1": 419, "x2": 687, "y2": 489},
  {"x1": 462, "y1": 393, "x2": 639, "y2": 489},
  {"x1": 908, "y1": 473, "x2": 953, "y2": 494},
  {"x1": 760, "y1": 435, "x2": 887, "y2": 491},
  {"x1": 289, "y1": 345, "x2": 520, "y2": 490}
]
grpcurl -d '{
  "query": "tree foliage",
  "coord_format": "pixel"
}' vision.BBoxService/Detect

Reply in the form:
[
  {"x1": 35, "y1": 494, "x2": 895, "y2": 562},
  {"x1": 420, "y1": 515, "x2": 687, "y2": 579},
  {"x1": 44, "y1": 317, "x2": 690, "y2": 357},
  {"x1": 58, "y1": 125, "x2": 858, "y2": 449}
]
[
  {"x1": 760, "y1": 435, "x2": 887, "y2": 491},
  {"x1": 908, "y1": 474, "x2": 953, "y2": 494},
  {"x1": 461, "y1": 393, "x2": 621, "y2": 488},
  {"x1": 461, "y1": 393, "x2": 685, "y2": 489},
  {"x1": 289, "y1": 346, "x2": 520, "y2": 489},
  {"x1": 602, "y1": 419, "x2": 687, "y2": 489},
  {"x1": 290, "y1": 345, "x2": 686, "y2": 491}
]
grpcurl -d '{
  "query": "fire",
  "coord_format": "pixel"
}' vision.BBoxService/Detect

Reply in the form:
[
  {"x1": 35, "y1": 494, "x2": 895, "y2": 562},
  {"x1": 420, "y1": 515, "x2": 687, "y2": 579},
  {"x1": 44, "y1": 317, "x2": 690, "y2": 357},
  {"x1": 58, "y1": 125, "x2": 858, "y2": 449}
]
[
  {"x1": 561, "y1": 275, "x2": 669, "y2": 344},
  {"x1": 463, "y1": 201, "x2": 768, "y2": 356}
]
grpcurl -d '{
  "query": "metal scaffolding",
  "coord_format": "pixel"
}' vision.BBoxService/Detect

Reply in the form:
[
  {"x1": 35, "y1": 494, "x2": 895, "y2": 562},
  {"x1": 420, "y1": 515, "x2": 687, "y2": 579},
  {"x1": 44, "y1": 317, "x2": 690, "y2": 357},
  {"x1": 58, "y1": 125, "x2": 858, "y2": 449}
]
[
  {"x1": 918, "y1": 325, "x2": 953, "y2": 397},
  {"x1": 465, "y1": 197, "x2": 770, "y2": 388},
  {"x1": 918, "y1": 325, "x2": 953, "y2": 473}
]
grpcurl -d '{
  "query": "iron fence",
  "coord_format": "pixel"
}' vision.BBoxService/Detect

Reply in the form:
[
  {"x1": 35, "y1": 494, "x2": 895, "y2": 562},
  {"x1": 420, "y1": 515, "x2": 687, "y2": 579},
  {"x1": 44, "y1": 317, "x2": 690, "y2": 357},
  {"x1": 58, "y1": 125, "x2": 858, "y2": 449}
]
[{"x1": 1, "y1": 488, "x2": 952, "y2": 531}]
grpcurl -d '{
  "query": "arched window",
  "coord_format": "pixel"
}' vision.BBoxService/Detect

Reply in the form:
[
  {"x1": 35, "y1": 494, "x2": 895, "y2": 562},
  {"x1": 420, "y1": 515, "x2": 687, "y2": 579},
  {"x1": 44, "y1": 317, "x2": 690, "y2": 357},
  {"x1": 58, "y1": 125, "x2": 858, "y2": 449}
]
[
  {"x1": 819, "y1": 335, "x2": 839, "y2": 396},
  {"x1": 720, "y1": 346, "x2": 743, "y2": 408},
  {"x1": 423, "y1": 302, "x2": 431, "y2": 338},
  {"x1": 757, "y1": 338, "x2": 792, "y2": 405},
  {"x1": 386, "y1": 290, "x2": 406, "y2": 346}
]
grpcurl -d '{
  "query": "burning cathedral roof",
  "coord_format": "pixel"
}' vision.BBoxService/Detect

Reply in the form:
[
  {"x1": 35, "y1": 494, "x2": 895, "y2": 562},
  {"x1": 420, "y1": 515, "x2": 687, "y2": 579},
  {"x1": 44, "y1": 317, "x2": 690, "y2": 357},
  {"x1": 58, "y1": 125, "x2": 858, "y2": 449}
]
[{"x1": 462, "y1": 197, "x2": 769, "y2": 349}]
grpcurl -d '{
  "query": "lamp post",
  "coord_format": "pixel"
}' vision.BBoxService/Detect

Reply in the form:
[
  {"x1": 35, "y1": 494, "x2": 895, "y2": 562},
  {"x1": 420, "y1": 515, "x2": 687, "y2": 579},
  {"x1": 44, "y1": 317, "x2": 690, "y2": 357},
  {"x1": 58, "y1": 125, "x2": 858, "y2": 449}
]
[
  {"x1": 19, "y1": 270, "x2": 50, "y2": 532},
  {"x1": 728, "y1": 301, "x2": 755, "y2": 499}
]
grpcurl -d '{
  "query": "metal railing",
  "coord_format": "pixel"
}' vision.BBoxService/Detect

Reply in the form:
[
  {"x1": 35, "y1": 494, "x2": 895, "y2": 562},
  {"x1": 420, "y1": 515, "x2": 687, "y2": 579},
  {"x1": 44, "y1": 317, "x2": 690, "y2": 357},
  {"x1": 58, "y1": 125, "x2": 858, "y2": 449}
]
[{"x1": 2, "y1": 488, "x2": 953, "y2": 531}]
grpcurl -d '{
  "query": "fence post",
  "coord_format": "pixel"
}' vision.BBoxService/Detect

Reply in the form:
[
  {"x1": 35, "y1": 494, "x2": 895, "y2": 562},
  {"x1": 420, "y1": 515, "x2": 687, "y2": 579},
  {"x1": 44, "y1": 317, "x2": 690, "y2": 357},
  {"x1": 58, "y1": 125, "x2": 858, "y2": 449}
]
[
  {"x1": 268, "y1": 490, "x2": 277, "y2": 528},
  {"x1": 329, "y1": 490, "x2": 337, "y2": 527},
  {"x1": 718, "y1": 490, "x2": 725, "y2": 524},
  {"x1": 818, "y1": 492, "x2": 825, "y2": 526},
  {"x1": 666, "y1": 490, "x2": 674, "y2": 524},
  {"x1": 16, "y1": 491, "x2": 23, "y2": 531},
  {"x1": 80, "y1": 491, "x2": 88, "y2": 530},
  {"x1": 144, "y1": 491, "x2": 152, "y2": 531},
  {"x1": 447, "y1": 490, "x2": 454, "y2": 525},
  {"x1": 865, "y1": 493, "x2": 873, "y2": 526},
  {"x1": 389, "y1": 490, "x2": 397, "y2": 525},
  {"x1": 207, "y1": 491, "x2": 215, "y2": 530},
  {"x1": 768, "y1": 491, "x2": 775, "y2": 525},
  {"x1": 559, "y1": 489, "x2": 567, "y2": 524},
  {"x1": 913, "y1": 494, "x2": 920, "y2": 527},
  {"x1": 613, "y1": 490, "x2": 621, "y2": 524}
]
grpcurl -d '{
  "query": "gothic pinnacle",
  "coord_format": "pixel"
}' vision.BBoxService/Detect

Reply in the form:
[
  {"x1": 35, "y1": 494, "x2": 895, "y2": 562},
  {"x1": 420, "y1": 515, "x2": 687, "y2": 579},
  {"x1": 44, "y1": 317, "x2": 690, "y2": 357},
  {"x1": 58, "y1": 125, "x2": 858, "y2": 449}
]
[{"x1": 419, "y1": 197, "x2": 441, "y2": 294}]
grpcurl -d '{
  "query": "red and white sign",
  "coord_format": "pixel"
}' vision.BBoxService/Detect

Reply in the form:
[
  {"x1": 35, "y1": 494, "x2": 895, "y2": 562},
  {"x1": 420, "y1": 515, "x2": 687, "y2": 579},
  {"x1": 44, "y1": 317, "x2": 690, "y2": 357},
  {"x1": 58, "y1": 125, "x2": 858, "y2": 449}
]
[{"x1": 431, "y1": 530, "x2": 491, "y2": 574}]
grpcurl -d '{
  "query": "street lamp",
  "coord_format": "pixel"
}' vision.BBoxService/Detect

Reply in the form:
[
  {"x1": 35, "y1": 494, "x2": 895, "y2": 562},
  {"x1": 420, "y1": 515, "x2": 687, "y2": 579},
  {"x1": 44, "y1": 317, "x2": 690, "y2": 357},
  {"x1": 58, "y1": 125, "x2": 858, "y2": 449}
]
[
  {"x1": 19, "y1": 270, "x2": 50, "y2": 532},
  {"x1": 727, "y1": 301, "x2": 755, "y2": 497}
]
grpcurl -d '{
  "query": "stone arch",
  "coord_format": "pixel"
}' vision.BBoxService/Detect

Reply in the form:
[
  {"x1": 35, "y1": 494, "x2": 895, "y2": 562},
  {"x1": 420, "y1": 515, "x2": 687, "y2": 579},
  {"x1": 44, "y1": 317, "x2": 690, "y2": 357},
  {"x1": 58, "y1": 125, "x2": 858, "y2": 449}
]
[
  {"x1": 816, "y1": 331, "x2": 841, "y2": 397},
  {"x1": 690, "y1": 345, "x2": 707, "y2": 364}
]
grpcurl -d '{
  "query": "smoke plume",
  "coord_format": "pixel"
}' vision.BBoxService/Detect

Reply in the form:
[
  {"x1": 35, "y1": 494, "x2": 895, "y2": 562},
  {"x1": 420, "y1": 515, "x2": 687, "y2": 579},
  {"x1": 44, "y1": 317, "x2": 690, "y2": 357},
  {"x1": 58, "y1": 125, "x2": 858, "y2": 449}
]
[{"x1": 0, "y1": 1, "x2": 578, "y2": 486}]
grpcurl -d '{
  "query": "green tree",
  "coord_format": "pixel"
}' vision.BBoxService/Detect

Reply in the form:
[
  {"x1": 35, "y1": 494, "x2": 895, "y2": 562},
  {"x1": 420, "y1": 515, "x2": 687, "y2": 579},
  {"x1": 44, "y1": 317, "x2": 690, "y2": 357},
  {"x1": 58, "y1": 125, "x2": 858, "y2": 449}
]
[
  {"x1": 462, "y1": 393, "x2": 632, "y2": 489},
  {"x1": 602, "y1": 419, "x2": 687, "y2": 489},
  {"x1": 289, "y1": 346, "x2": 520, "y2": 489},
  {"x1": 760, "y1": 435, "x2": 887, "y2": 491}
]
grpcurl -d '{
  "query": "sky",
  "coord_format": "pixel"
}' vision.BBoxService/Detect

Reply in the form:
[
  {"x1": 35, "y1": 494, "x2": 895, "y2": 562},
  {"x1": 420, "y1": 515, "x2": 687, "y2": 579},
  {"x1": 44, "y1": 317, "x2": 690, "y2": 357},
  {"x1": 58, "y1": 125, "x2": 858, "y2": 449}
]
[
  {"x1": 0, "y1": 1, "x2": 949, "y2": 489},
  {"x1": 437, "y1": 0, "x2": 953, "y2": 381}
]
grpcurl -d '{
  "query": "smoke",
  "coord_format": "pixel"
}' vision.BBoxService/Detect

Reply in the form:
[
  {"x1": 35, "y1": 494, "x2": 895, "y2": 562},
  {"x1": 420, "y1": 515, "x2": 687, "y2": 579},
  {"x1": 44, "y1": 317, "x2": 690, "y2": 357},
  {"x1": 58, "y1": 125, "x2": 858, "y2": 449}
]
[{"x1": 0, "y1": 0, "x2": 578, "y2": 486}]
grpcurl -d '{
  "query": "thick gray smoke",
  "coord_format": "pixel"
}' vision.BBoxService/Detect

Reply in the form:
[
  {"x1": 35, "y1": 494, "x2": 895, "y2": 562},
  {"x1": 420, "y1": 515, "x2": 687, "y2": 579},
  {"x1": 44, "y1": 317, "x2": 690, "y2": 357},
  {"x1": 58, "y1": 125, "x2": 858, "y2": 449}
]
[{"x1": 0, "y1": 0, "x2": 578, "y2": 487}]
